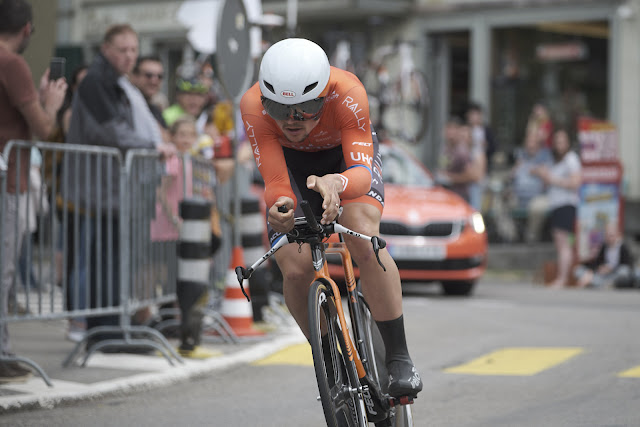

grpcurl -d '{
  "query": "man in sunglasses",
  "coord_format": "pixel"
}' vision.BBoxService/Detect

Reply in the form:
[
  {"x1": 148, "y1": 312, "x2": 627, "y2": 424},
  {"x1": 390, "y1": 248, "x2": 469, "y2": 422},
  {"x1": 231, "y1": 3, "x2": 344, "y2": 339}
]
[
  {"x1": 240, "y1": 38, "x2": 423, "y2": 400},
  {"x1": 131, "y1": 55, "x2": 168, "y2": 132}
]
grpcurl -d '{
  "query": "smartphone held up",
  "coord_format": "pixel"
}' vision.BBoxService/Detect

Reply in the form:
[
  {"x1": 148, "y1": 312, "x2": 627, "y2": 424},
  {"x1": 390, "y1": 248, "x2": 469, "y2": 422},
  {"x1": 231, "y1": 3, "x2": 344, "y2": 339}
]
[{"x1": 49, "y1": 57, "x2": 65, "y2": 81}]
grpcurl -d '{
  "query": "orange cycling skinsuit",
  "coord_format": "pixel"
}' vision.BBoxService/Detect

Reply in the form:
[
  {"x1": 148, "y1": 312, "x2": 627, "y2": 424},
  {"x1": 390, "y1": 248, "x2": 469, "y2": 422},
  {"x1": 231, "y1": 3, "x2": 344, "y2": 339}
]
[{"x1": 240, "y1": 66, "x2": 385, "y2": 244}]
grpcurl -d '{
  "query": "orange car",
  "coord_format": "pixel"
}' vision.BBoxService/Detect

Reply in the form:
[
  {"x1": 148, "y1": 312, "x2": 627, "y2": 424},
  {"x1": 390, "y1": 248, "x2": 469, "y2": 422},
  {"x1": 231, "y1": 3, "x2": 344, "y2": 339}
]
[{"x1": 326, "y1": 141, "x2": 488, "y2": 296}]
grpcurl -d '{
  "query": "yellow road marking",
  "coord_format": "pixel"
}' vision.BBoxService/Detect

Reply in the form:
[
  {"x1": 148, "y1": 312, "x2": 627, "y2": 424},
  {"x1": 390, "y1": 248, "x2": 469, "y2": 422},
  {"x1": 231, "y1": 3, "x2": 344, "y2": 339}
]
[
  {"x1": 252, "y1": 343, "x2": 314, "y2": 366},
  {"x1": 618, "y1": 365, "x2": 640, "y2": 378},
  {"x1": 444, "y1": 347, "x2": 584, "y2": 376}
]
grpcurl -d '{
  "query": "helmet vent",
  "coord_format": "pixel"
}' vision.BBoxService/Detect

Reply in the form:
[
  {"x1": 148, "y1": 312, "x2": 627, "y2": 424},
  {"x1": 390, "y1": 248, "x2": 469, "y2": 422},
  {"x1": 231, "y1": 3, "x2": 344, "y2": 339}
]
[
  {"x1": 303, "y1": 82, "x2": 318, "y2": 95},
  {"x1": 263, "y1": 81, "x2": 276, "y2": 94}
]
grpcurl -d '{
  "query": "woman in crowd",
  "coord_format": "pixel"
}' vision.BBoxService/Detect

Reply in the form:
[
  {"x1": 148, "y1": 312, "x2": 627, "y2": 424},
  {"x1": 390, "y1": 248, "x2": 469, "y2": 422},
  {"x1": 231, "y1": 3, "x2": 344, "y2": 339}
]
[{"x1": 531, "y1": 128, "x2": 582, "y2": 288}]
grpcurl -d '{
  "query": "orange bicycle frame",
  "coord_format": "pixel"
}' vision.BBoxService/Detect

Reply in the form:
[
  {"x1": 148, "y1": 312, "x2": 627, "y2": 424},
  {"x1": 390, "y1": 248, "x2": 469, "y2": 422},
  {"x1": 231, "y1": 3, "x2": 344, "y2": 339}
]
[{"x1": 313, "y1": 241, "x2": 366, "y2": 380}]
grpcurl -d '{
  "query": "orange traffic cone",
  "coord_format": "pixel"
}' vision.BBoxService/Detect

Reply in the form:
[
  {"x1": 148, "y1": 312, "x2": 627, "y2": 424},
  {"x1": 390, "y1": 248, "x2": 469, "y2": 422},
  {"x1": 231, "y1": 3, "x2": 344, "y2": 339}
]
[{"x1": 220, "y1": 246, "x2": 265, "y2": 337}]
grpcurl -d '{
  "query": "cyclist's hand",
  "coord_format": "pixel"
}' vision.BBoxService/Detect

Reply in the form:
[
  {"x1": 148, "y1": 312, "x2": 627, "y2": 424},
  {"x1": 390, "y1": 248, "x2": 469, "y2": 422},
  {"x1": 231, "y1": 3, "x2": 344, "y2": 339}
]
[
  {"x1": 268, "y1": 197, "x2": 294, "y2": 233},
  {"x1": 307, "y1": 174, "x2": 342, "y2": 224}
]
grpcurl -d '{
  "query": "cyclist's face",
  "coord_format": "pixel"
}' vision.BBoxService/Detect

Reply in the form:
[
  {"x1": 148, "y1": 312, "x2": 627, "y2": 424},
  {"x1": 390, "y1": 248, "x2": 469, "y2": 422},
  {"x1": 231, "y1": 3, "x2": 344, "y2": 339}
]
[{"x1": 275, "y1": 117, "x2": 320, "y2": 144}]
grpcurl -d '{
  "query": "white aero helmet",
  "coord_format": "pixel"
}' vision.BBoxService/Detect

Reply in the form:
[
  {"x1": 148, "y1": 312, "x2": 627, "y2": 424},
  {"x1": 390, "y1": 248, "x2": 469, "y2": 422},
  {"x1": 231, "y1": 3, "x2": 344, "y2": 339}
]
[{"x1": 259, "y1": 38, "x2": 330, "y2": 121}]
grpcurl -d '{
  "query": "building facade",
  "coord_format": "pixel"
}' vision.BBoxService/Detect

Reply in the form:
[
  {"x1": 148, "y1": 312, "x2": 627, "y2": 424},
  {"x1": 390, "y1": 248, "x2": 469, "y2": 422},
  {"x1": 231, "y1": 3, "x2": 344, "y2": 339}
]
[{"x1": 54, "y1": 0, "x2": 640, "y2": 236}]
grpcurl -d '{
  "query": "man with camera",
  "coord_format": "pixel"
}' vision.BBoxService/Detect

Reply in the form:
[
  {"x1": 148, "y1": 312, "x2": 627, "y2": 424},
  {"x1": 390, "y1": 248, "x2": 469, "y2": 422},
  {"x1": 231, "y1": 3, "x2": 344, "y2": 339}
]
[{"x1": 0, "y1": 0, "x2": 67, "y2": 382}]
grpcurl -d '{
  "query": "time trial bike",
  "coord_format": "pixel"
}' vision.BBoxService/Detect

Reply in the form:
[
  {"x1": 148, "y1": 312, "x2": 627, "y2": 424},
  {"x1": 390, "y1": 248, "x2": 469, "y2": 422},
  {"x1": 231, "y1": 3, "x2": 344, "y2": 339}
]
[{"x1": 235, "y1": 200, "x2": 414, "y2": 426}]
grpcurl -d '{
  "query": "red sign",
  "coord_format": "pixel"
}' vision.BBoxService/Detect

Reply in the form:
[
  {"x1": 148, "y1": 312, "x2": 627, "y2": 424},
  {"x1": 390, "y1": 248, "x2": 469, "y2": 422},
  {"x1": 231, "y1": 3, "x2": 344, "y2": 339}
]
[
  {"x1": 578, "y1": 117, "x2": 618, "y2": 163},
  {"x1": 536, "y1": 42, "x2": 588, "y2": 61},
  {"x1": 581, "y1": 162, "x2": 622, "y2": 183}
]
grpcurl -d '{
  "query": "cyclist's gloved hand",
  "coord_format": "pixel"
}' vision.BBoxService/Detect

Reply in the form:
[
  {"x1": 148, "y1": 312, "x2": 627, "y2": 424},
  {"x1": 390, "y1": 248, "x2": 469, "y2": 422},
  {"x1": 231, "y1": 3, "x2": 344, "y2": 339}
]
[
  {"x1": 307, "y1": 174, "x2": 343, "y2": 224},
  {"x1": 268, "y1": 196, "x2": 295, "y2": 233}
]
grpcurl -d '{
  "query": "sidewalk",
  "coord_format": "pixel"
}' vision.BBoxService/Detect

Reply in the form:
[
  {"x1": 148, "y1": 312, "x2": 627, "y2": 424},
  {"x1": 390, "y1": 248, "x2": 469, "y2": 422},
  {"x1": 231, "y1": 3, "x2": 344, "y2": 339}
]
[{"x1": 0, "y1": 318, "x2": 306, "y2": 414}]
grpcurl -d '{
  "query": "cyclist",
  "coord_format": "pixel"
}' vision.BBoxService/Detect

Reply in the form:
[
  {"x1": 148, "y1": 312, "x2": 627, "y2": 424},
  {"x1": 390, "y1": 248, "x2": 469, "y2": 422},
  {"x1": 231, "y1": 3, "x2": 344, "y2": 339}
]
[{"x1": 240, "y1": 38, "x2": 422, "y2": 399}]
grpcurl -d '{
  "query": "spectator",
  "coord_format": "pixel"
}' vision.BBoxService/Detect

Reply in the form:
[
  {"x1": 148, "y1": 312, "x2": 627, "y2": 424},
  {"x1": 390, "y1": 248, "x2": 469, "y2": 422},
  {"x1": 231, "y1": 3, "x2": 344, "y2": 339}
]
[
  {"x1": 464, "y1": 102, "x2": 489, "y2": 211},
  {"x1": 17, "y1": 147, "x2": 48, "y2": 292},
  {"x1": 573, "y1": 223, "x2": 636, "y2": 289},
  {"x1": 525, "y1": 102, "x2": 553, "y2": 148},
  {"x1": 57, "y1": 65, "x2": 88, "y2": 138},
  {"x1": 41, "y1": 64, "x2": 88, "y2": 342},
  {"x1": 437, "y1": 116, "x2": 472, "y2": 202},
  {"x1": 466, "y1": 101, "x2": 495, "y2": 171},
  {"x1": 509, "y1": 128, "x2": 553, "y2": 242},
  {"x1": 162, "y1": 77, "x2": 208, "y2": 132},
  {"x1": 443, "y1": 120, "x2": 486, "y2": 210},
  {"x1": 0, "y1": 0, "x2": 67, "y2": 382},
  {"x1": 64, "y1": 23, "x2": 171, "y2": 351},
  {"x1": 531, "y1": 129, "x2": 582, "y2": 288},
  {"x1": 151, "y1": 116, "x2": 196, "y2": 242},
  {"x1": 130, "y1": 55, "x2": 169, "y2": 140},
  {"x1": 150, "y1": 117, "x2": 195, "y2": 308}
]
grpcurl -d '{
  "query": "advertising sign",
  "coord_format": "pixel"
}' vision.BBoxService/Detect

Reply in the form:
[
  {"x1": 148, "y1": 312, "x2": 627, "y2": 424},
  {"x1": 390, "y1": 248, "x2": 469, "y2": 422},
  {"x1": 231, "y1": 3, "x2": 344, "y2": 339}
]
[
  {"x1": 576, "y1": 117, "x2": 623, "y2": 261},
  {"x1": 576, "y1": 162, "x2": 623, "y2": 261},
  {"x1": 577, "y1": 117, "x2": 618, "y2": 163}
]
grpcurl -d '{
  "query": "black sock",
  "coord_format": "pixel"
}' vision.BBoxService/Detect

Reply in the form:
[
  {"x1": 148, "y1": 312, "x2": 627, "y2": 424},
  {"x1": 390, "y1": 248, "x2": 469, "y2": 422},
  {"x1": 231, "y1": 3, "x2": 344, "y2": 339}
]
[{"x1": 376, "y1": 315, "x2": 412, "y2": 364}]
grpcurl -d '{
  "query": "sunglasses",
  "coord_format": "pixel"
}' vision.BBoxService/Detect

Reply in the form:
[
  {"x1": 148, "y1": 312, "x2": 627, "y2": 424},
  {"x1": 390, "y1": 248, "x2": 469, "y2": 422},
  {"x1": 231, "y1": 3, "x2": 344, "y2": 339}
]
[
  {"x1": 177, "y1": 80, "x2": 208, "y2": 94},
  {"x1": 142, "y1": 72, "x2": 164, "y2": 80},
  {"x1": 261, "y1": 96, "x2": 326, "y2": 121}
]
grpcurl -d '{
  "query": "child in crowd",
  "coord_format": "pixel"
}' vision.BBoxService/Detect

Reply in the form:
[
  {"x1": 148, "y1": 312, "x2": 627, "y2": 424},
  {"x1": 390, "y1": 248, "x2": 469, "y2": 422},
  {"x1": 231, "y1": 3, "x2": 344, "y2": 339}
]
[
  {"x1": 146, "y1": 116, "x2": 197, "y2": 325},
  {"x1": 151, "y1": 116, "x2": 197, "y2": 242}
]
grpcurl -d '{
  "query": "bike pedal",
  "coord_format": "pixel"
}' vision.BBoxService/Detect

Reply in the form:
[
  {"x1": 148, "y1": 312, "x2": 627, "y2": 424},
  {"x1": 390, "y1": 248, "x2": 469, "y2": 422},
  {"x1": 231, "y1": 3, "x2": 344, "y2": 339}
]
[{"x1": 389, "y1": 395, "x2": 415, "y2": 406}]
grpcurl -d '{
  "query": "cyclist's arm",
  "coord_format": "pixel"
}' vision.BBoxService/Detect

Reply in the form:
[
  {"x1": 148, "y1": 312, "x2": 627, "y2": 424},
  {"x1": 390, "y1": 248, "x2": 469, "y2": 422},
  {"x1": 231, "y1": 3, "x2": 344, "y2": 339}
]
[
  {"x1": 335, "y1": 86, "x2": 374, "y2": 199},
  {"x1": 241, "y1": 113, "x2": 296, "y2": 209}
]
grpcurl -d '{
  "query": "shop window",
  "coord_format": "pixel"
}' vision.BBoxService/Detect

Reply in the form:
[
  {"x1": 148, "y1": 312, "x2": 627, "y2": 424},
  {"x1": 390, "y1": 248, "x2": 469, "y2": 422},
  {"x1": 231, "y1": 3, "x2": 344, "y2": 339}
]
[{"x1": 490, "y1": 21, "x2": 608, "y2": 161}]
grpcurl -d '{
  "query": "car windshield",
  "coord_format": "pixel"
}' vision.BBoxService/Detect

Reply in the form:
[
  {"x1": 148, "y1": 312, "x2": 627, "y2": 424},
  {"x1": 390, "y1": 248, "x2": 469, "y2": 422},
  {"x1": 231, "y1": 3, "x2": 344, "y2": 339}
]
[{"x1": 380, "y1": 145, "x2": 434, "y2": 187}]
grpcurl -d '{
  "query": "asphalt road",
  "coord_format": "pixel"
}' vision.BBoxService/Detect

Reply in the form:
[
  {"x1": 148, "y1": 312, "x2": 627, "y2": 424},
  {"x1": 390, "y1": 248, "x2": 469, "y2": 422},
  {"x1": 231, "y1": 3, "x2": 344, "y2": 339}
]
[{"x1": 5, "y1": 275, "x2": 640, "y2": 427}]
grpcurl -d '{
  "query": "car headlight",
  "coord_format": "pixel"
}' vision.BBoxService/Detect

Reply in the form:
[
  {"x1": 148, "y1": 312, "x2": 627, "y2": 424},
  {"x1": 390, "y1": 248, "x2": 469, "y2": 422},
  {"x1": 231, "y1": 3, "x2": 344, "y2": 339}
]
[{"x1": 470, "y1": 212, "x2": 485, "y2": 234}]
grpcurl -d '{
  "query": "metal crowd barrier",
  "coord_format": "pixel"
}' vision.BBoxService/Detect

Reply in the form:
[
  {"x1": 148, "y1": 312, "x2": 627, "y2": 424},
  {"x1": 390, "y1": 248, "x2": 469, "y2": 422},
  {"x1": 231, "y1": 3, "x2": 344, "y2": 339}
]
[{"x1": 0, "y1": 141, "x2": 238, "y2": 385}]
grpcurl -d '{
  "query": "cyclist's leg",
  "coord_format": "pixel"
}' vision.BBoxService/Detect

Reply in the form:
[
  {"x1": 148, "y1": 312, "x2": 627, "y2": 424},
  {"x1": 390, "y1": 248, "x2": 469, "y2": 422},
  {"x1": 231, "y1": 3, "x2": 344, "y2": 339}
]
[
  {"x1": 273, "y1": 244, "x2": 315, "y2": 338},
  {"x1": 265, "y1": 147, "x2": 344, "y2": 338},
  {"x1": 340, "y1": 203, "x2": 422, "y2": 399}
]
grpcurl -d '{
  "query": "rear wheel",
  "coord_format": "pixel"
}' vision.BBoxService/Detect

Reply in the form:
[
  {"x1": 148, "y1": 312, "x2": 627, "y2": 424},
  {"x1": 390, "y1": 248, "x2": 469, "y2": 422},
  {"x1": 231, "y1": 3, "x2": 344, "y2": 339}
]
[
  {"x1": 309, "y1": 280, "x2": 368, "y2": 426},
  {"x1": 441, "y1": 280, "x2": 475, "y2": 296},
  {"x1": 356, "y1": 284, "x2": 413, "y2": 427}
]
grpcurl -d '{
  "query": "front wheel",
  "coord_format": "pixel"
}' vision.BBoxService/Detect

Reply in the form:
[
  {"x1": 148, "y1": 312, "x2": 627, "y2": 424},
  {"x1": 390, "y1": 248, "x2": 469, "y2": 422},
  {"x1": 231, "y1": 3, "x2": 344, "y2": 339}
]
[{"x1": 309, "y1": 280, "x2": 368, "y2": 426}]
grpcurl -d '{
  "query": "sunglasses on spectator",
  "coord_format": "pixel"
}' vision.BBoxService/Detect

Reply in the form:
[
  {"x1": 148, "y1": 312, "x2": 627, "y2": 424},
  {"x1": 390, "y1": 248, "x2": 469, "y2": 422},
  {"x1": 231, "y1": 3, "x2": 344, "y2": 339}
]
[
  {"x1": 261, "y1": 96, "x2": 326, "y2": 121},
  {"x1": 176, "y1": 79, "x2": 208, "y2": 94}
]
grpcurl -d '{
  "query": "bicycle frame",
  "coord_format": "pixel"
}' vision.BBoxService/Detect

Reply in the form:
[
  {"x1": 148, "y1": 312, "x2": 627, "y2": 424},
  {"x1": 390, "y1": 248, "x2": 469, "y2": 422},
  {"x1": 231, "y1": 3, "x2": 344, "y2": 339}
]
[
  {"x1": 235, "y1": 201, "x2": 411, "y2": 424},
  {"x1": 313, "y1": 240, "x2": 367, "y2": 381}
]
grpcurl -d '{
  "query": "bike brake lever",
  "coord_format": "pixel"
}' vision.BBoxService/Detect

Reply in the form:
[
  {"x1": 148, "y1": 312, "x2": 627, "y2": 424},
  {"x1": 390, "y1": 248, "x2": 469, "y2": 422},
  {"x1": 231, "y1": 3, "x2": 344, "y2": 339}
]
[
  {"x1": 234, "y1": 266, "x2": 252, "y2": 301},
  {"x1": 371, "y1": 236, "x2": 387, "y2": 272}
]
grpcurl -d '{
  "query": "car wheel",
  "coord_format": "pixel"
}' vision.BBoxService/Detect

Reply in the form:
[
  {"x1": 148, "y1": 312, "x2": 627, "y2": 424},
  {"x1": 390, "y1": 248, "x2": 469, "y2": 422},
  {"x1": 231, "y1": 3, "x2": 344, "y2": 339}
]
[{"x1": 441, "y1": 280, "x2": 475, "y2": 296}]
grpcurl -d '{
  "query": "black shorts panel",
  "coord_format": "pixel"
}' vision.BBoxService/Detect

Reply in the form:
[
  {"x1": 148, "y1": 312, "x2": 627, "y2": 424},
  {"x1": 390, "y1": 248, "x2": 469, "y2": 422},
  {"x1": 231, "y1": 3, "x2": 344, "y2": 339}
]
[{"x1": 549, "y1": 205, "x2": 576, "y2": 233}]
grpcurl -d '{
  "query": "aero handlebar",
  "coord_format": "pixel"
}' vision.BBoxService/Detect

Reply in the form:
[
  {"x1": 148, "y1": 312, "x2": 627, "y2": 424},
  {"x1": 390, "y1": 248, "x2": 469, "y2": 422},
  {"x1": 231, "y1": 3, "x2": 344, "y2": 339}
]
[{"x1": 234, "y1": 200, "x2": 387, "y2": 301}]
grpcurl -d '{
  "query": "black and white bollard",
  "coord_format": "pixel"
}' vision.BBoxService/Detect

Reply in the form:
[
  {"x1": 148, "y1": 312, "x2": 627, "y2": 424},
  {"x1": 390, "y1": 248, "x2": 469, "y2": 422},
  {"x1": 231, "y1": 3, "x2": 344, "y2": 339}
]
[
  {"x1": 177, "y1": 198, "x2": 211, "y2": 356},
  {"x1": 239, "y1": 197, "x2": 269, "y2": 322}
]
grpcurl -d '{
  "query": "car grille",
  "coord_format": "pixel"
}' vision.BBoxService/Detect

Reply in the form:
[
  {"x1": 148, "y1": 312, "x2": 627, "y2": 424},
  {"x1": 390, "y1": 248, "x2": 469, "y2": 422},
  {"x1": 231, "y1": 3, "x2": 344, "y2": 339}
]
[
  {"x1": 395, "y1": 256, "x2": 484, "y2": 270},
  {"x1": 380, "y1": 221, "x2": 457, "y2": 237}
]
